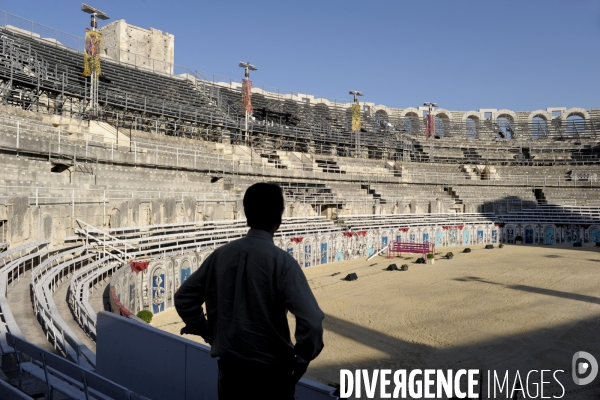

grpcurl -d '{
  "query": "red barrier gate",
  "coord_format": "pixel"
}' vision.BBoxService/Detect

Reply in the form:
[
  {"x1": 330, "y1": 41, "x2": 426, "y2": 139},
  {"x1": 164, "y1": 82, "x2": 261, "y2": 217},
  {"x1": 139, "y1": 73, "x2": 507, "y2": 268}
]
[{"x1": 387, "y1": 241, "x2": 435, "y2": 259}]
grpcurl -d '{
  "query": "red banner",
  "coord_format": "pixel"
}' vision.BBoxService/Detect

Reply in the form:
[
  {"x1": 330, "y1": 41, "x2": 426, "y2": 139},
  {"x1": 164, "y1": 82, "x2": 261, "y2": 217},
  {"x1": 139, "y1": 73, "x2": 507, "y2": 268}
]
[
  {"x1": 426, "y1": 113, "x2": 435, "y2": 139},
  {"x1": 290, "y1": 237, "x2": 303, "y2": 243},
  {"x1": 242, "y1": 78, "x2": 253, "y2": 114},
  {"x1": 442, "y1": 225, "x2": 463, "y2": 230},
  {"x1": 130, "y1": 261, "x2": 150, "y2": 274}
]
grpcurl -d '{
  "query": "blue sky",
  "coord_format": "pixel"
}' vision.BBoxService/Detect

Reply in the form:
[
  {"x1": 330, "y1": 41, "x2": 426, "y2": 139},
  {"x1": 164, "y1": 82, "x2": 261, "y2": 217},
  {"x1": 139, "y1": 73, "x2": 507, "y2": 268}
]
[{"x1": 2, "y1": 0, "x2": 599, "y2": 111}]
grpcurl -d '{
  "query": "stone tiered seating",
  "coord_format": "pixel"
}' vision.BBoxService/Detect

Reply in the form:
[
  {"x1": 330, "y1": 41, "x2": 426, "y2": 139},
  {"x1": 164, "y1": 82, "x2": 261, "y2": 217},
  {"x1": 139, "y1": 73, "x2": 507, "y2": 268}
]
[
  {"x1": 542, "y1": 187, "x2": 600, "y2": 206},
  {"x1": 338, "y1": 212, "x2": 495, "y2": 231}
]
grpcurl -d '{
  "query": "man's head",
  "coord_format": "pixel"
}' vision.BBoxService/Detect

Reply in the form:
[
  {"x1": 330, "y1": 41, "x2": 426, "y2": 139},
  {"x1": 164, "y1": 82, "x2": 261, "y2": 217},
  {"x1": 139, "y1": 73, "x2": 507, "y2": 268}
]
[{"x1": 243, "y1": 183, "x2": 285, "y2": 234}]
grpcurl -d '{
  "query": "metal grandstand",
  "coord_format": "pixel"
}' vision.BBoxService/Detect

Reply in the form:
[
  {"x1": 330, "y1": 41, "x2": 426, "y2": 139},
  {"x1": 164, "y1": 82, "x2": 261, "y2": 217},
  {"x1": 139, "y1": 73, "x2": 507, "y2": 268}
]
[{"x1": 1, "y1": 9, "x2": 599, "y2": 164}]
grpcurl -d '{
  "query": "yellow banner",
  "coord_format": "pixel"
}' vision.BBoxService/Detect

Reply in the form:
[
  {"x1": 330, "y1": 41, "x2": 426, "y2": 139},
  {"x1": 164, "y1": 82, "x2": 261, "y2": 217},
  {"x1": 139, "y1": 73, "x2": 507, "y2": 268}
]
[
  {"x1": 83, "y1": 29, "x2": 102, "y2": 79},
  {"x1": 352, "y1": 104, "x2": 361, "y2": 132}
]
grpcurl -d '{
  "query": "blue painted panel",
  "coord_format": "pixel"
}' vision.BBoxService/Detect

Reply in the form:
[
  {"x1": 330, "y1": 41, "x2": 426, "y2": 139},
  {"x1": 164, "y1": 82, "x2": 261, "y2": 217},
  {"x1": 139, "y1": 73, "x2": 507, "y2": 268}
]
[
  {"x1": 591, "y1": 229, "x2": 600, "y2": 243},
  {"x1": 181, "y1": 267, "x2": 191, "y2": 283},
  {"x1": 382, "y1": 236, "x2": 388, "y2": 247},
  {"x1": 152, "y1": 273, "x2": 165, "y2": 314},
  {"x1": 566, "y1": 227, "x2": 579, "y2": 243},
  {"x1": 463, "y1": 230, "x2": 470, "y2": 246},
  {"x1": 525, "y1": 229, "x2": 534, "y2": 244},
  {"x1": 367, "y1": 247, "x2": 374, "y2": 257},
  {"x1": 477, "y1": 230, "x2": 484, "y2": 242},
  {"x1": 449, "y1": 229, "x2": 457, "y2": 246},
  {"x1": 435, "y1": 232, "x2": 443, "y2": 247},
  {"x1": 409, "y1": 233, "x2": 416, "y2": 243},
  {"x1": 507, "y1": 228, "x2": 515, "y2": 243},
  {"x1": 287, "y1": 247, "x2": 293, "y2": 257},
  {"x1": 336, "y1": 250, "x2": 343, "y2": 262},
  {"x1": 320, "y1": 243, "x2": 328, "y2": 264},
  {"x1": 491, "y1": 230, "x2": 498, "y2": 243},
  {"x1": 545, "y1": 229, "x2": 554, "y2": 245},
  {"x1": 422, "y1": 233, "x2": 429, "y2": 244},
  {"x1": 304, "y1": 245, "x2": 312, "y2": 267},
  {"x1": 396, "y1": 235, "x2": 402, "y2": 243}
]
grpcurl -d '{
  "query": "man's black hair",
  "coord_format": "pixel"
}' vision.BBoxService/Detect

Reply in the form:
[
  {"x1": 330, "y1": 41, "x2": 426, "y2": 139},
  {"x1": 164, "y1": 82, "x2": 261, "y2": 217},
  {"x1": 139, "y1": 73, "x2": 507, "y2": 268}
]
[{"x1": 243, "y1": 183, "x2": 285, "y2": 231}]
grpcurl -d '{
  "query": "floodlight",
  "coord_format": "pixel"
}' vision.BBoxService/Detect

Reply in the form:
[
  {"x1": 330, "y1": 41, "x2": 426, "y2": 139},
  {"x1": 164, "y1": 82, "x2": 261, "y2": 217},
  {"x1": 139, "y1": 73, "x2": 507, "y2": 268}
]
[
  {"x1": 81, "y1": 4, "x2": 109, "y2": 20},
  {"x1": 349, "y1": 90, "x2": 363, "y2": 96},
  {"x1": 239, "y1": 62, "x2": 257, "y2": 71}
]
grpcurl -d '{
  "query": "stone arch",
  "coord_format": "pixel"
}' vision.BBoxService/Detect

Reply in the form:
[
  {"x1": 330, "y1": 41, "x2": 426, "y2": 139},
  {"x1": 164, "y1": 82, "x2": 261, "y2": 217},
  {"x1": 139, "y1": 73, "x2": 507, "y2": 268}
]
[
  {"x1": 401, "y1": 109, "x2": 420, "y2": 135},
  {"x1": 433, "y1": 111, "x2": 451, "y2": 137},
  {"x1": 464, "y1": 113, "x2": 479, "y2": 139},
  {"x1": 432, "y1": 108, "x2": 453, "y2": 121},
  {"x1": 531, "y1": 114, "x2": 548, "y2": 138},
  {"x1": 374, "y1": 109, "x2": 390, "y2": 129},
  {"x1": 462, "y1": 112, "x2": 480, "y2": 123},
  {"x1": 566, "y1": 111, "x2": 586, "y2": 135},
  {"x1": 564, "y1": 108, "x2": 590, "y2": 120},
  {"x1": 400, "y1": 107, "x2": 420, "y2": 117},
  {"x1": 527, "y1": 110, "x2": 550, "y2": 122},
  {"x1": 496, "y1": 109, "x2": 517, "y2": 121}
]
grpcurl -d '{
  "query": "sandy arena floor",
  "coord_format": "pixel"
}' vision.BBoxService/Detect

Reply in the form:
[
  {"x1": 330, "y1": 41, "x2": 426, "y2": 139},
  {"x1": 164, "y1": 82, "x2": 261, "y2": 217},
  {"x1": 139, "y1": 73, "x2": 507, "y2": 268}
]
[{"x1": 152, "y1": 244, "x2": 600, "y2": 398}]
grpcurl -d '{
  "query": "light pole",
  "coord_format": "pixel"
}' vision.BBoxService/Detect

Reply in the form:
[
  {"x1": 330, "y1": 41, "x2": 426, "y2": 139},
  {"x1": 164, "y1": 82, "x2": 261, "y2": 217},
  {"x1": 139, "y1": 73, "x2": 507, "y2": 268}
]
[
  {"x1": 81, "y1": 4, "x2": 109, "y2": 118},
  {"x1": 350, "y1": 90, "x2": 363, "y2": 157},
  {"x1": 239, "y1": 62, "x2": 257, "y2": 145}
]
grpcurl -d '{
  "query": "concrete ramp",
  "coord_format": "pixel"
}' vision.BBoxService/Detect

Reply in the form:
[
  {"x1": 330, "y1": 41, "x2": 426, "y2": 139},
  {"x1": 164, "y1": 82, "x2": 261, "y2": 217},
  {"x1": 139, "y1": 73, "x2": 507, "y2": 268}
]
[{"x1": 89, "y1": 121, "x2": 131, "y2": 146}]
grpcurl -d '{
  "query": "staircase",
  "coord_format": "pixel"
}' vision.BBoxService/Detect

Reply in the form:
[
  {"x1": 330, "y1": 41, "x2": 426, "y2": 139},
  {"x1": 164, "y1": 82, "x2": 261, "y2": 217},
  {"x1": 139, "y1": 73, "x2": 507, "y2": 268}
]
[
  {"x1": 445, "y1": 187, "x2": 463, "y2": 205},
  {"x1": 461, "y1": 147, "x2": 482, "y2": 162},
  {"x1": 460, "y1": 165, "x2": 479, "y2": 180},
  {"x1": 260, "y1": 151, "x2": 287, "y2": 169},
  {"x1": 315, "y1": 159, "x2": 344, "y2": 174},
  {"x1": 361, "y1": 184, "x2": 386, "y2": 205},
  {"x1": 533, "y1": 188, "x2": 547, "y2": 205}
]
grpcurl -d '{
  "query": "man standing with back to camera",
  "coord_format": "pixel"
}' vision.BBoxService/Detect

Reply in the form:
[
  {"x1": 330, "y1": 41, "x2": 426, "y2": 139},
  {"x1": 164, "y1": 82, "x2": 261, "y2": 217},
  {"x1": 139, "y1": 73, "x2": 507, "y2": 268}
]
[{"x1": 174, "y1": 183, "x2": 325, "y2": 399}]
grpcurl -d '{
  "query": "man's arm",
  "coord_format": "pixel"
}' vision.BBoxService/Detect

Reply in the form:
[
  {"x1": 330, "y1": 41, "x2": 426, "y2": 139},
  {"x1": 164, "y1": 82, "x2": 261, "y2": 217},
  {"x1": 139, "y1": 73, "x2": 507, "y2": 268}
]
[
  {"x1": 174, "y1": 253, "x2": 213, "y2": 342},
  {"x1": 282, "y1": 260, "x2": 325, "y2": 363}
]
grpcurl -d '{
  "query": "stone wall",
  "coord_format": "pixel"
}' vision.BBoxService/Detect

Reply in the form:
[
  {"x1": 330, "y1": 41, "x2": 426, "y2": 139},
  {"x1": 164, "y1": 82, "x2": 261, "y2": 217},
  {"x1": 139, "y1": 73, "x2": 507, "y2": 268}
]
[{"x1": 99, "y1": 20, "x2": 174, "y2": 74}]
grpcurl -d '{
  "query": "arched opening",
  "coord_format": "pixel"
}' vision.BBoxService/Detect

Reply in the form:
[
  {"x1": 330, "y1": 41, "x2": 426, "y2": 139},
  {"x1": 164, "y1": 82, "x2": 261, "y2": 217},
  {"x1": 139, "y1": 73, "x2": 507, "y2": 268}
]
[
  {"x1": 403, "y1": 112, "x2": 419, "y2": 135},
  {"x1": 566, "y1": 113, "x2": 585, "y2": 136},
  {"x1": 435, "y1": 113, "x2": 449, "y2": 138},
  {"x1": 496, "y1": 115, "x2": 514, "y2": 139},
  {"x1": 466, "y1": 116, "x2": 479, "y2": 139},
  {"x1": 532, "y1": 115, "x2": 547, "y2": 138},
  {"x1": 374, "y1": 110, "x2": 391, "y2": 131}
]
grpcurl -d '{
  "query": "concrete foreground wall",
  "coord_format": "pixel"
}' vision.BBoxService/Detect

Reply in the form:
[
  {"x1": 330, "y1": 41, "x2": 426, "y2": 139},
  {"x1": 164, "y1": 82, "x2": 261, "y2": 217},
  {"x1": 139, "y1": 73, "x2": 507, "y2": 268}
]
[{"x1": 96, "y1": 312, "x2": 339, "y2": 400}]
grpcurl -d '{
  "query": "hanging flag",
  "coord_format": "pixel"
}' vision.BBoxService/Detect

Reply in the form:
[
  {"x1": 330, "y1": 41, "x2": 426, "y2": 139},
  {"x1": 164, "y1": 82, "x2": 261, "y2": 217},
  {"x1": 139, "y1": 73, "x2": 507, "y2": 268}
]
[
  {"x1": 242, "y1": 78, "x2": 253, "y2": 114},
  {"x1": 82, "y1": 28, "x2": 102, "y2": 79},
  {"x1": 426, "y1": 113, "x2": 436, "y2": 139},
  {"x1": 351, "y1": 103, "x2": 361, "y2": 132}
]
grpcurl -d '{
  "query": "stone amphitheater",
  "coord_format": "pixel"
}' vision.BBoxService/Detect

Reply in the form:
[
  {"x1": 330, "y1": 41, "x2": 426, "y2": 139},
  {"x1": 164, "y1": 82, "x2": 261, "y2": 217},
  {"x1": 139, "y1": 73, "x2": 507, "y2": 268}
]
[{"x1": 0, "y1": 8, "x2": 599, "y2": 400}]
